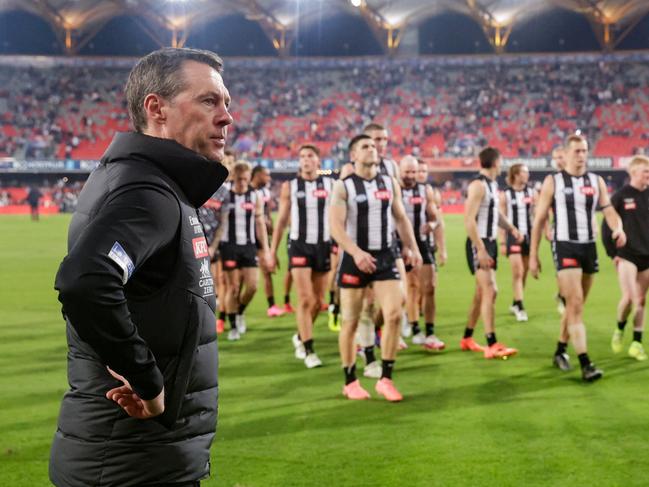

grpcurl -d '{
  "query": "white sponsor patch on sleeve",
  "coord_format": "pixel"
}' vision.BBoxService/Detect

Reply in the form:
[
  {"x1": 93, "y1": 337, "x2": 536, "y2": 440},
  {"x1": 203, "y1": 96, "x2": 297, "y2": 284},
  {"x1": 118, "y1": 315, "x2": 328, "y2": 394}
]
[{"x1": 108, "y1": 242, "x2": 135, "y2": 285}]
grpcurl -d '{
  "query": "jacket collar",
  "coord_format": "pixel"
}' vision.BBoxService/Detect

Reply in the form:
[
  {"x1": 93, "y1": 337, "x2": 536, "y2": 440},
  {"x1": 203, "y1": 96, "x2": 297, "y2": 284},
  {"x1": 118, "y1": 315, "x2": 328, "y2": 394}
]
[{"x1": 102, "y1": 132, "x2": 229, "y2": 208}]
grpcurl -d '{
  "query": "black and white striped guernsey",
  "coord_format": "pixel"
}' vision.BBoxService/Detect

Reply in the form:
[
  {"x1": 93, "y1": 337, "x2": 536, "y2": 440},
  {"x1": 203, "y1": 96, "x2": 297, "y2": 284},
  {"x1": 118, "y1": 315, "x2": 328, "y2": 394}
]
[
  {"x1": 343, "y1": 173, "x2": 395, "y2": 251},
  {"x1": 220, "y1": 187, "x2": 258, "y2": 245},
  {"x1": 289, "y1": 176, "x2": 333, "y2": 244},
  {"x1": 379, "y1": 158, "x2": 397, "y2": 178},
  {"x1": 505, "y1": 186, "x2": 533, "y2": 237},
  {"x1": 402, "y1": 183, "x2": 431, "y2": 245},
  {"x1": 474, "y1": 175, "x2": 499, "y2": 239},
  {"x1": 552, "y1": 170, "x2": 599, "y2": 243}
]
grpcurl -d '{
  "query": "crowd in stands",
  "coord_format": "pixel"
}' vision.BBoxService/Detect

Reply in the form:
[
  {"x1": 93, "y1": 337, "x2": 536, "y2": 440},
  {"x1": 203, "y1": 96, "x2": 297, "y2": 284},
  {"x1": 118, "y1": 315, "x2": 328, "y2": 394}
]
[{"x1": 0, "y1": 57, "x2": 648, "y2": 162}]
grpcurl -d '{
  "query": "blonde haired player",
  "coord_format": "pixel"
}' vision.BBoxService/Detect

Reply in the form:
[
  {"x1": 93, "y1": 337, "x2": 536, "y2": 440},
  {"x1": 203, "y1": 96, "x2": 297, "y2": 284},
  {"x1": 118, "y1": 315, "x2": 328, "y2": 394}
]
[{"x1": 606, "y1": 156, "x2": 649, "y2": 360}]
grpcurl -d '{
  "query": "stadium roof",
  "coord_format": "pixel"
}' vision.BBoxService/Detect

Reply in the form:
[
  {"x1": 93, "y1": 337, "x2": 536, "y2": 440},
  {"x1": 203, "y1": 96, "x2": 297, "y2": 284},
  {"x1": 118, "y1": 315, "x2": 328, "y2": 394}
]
[{"x1": 1, "y1": 0, "x2": 648, "y2": 55}]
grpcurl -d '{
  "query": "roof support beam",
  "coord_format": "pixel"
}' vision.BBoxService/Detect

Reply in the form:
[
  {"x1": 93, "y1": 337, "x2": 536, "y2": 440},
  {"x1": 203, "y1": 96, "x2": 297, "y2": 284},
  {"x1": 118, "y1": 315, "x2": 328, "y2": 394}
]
[
  {"x1": 465, "y1": 0, "x2": 514, "y2": 53},
  {"x1": 238, "y1": 0, "x2": 292, "y2": 56}
]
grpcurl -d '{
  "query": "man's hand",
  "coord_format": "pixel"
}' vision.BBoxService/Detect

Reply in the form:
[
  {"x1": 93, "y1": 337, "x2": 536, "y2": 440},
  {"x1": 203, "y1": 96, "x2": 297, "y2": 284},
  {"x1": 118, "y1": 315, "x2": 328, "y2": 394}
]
[
  {"x1": 612, "y1": 229, "x2": 627, "y2": 249},
  {"x1": 511, "y1": 227, "x2": 524, "y2": 244},
  {"x1": 437, "y1": 249, "x2": 447, "y2": 267},
  {"x1": 263, "y1": 250, "x2": 275, "y2": 273},
  {"x1": 407, "y1": 247, "x2": 423, "y2": 270},
  {"x1": 477, "y1": 247, "x2": 494, "y2": 270},
  {"x1": 106, "y1": 368, "x2": 165, "y2": 419},
  {"x1": 529, "y1": 255, "x2": 541, "y2": 279},
  {"x1": 353, "y1": 249, "x2": 377, "y2": 274}
]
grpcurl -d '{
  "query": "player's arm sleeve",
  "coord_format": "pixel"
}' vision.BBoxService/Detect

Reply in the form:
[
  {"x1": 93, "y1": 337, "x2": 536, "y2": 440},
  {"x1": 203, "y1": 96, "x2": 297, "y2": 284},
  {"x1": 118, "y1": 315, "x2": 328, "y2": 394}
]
[{"x1": 54, "y1": 187, "x2": 180, "y2": 400}]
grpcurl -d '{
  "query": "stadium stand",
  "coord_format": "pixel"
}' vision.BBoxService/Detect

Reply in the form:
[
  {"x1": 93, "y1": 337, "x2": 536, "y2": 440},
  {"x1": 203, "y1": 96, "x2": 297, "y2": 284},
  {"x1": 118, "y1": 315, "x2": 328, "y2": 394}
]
[{"x1": 1, "y1": 56, "x2": 648, "y2": 162}]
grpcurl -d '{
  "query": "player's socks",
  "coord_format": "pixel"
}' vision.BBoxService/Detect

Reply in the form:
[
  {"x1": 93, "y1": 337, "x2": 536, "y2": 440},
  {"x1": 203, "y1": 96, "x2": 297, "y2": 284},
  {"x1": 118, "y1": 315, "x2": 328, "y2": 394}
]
[
  {"x1": 303, "y1": 339, "x2": 314, "y2": 355},
  {"x1": 238, "y1": 303, "x2": 248, "y2": 315},
  {"x1": 486, "y1": 332, "x2": 497, "y2": 347},
  {"x1": 555, "y1": 341, "x2": 568, "y2": 355},
  {"x1": 463, "y1": 327, "x2": 474, "y2": 339},
  {"x1": 267, "y1": 296, "x2": 275, "y2": 308},
  {"x1": 411, "y1": 321, "x2": 421, "y2": 335},
  {"x1": 228, "y1": 313, "x2": 237, "y2": 330},
  {"x1": 381, "y1": 360, "x2": 395, "y2": 380},
  {"x1": 618, "y1": 320, "x2": 627, "y2": 331},
  {"x1": 364, "y1": 346, "x2": 376, "y2": 365},
  {"x1": 284, "y1": 294, "x2": 290, "y2": 305},
  {"x1": 633, "y1": 330, "x2": 643, "y2": 342},
  {"x1": 577, "y1": 353, "x2": 591, "y2": 369},
  {"x1": 218, "y1": 311, "x2": 226, "y2": 321},
  {"x1": 513, "y1": 300, "x2": 524, "y2": 310},
  {"x1": 425, "y1": 322, "x2": 435, "y2": 336},
  {"x1": 329, "y1": 291, "x2": 335, "y2": 305},
  {"x1": 343, "y1": 364, "x2": 357, "y2": 385}
]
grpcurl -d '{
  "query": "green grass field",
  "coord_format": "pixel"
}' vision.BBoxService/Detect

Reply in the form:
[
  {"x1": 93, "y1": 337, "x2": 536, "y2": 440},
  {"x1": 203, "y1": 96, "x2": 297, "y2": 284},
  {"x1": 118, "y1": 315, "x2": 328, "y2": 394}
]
[{"x1": 1, "y1": 214, "x2": 649, "y2": 486}]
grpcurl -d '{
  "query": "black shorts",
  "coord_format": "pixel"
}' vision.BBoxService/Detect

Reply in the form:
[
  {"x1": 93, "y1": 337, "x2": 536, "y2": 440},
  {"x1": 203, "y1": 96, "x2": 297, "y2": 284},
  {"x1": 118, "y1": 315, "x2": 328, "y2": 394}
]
[
  {"x1": 617, "y1": 251, "x2": 649, "y2": 272},
  {"x1": 288, "y1": 240, "x2": 332, "y2": 273},
  {"x1": 552, "y1": 241, "x2": 598, "y2": 274},
  {"x1": 506, "y1": 234, "x2": 530, "y2": 257},
  {"x1": 219, "y1": 242, "x2": 258, "y2": 270},
  {"x1": 465, "y1": 238, "x2": 498, "y2": 275},
  {"x1": 404, "y1": 240, "x2": 435, "y2": 272},
  {"x1": 338, "y1": 248, "x2": 401, "y2": 288}
]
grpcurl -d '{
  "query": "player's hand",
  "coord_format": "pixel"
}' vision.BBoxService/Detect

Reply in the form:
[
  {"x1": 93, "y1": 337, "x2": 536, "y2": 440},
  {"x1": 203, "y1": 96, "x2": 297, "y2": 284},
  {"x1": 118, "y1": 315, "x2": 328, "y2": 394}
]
[
  {"x1": 511, "y1": 227, "x2": 524, "y2": 244},
  {"x1": 106, "y1": 368, "x2": 165, "y2": 419},
  {"x1": 613, "y1": 256, "x2": 621, "y2": 267},
  {"x1": 612, "y1": 229, "x2": 627, "y2": 249},
  {"x1": 408, "y1": 247, "x2": 423, "y2": 270},
  {"x1": 420, "y1": 222, "x2": 434, "y2": 235},
  {"x1": 263, "y1": 251, "x2": 275, "y2": 273},
  {"x1": 353, "y1": 249, "x2": 377, "y2": 274},
  {"x1": 529, "y1": 255, "x2": 541, "y2": 279},
  {"x1": 477, "y1": 247, "x2": 494, "y2": 270},
  {"x1": 438, "y1": 249, "x2": 447, "y2": 267},
  {"x1": 544, "y1": 227, "x2": 553, "y2": 242}
]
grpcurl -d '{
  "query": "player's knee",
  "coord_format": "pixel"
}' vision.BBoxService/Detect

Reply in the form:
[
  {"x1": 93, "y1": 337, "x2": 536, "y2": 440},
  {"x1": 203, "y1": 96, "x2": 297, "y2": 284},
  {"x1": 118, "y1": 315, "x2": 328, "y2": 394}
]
[{"x1": 382, "y1": 307, "x2": 401, "y2": 327}]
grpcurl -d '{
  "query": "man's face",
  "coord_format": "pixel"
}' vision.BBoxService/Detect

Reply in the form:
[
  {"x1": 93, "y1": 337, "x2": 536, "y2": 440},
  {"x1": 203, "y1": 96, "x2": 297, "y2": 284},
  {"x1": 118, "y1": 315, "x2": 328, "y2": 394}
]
[
  {"x1": 401, "y1": 160, "x2": 418, "y2": 187},
  {"x1": 235, "y1": 170, "x2": 251, "y2": 190},
  {"x1": 256, "y1": 168, "x2": 271, "y2": 186},
  {"x1": 417, "y1": 163, "x2": 428, "y2": 183},
  {"x1": 567, "y1": 140, "x2": 588, "y2": 170},
  {"x1": 630, "y1": 163, "x2": 649, "y2": 186},
  {"x1": 352, "y1": 138, "x2": 379, "y2": 167},
  {"x1": 299, "y1": 148, "x2": 320, "y2": 174},
  {"x1": 518, "y1": 167, "x2": 530, "y2": 185},
  {"x1": 493, "y1": 156, "x2": 503, "y2": 174},
  {"x1": 367, "y1": 129, "x2": 388, "y2": 158},
  {"x1": 161, "y1": 61, "x2": 233, "y2": 161}
]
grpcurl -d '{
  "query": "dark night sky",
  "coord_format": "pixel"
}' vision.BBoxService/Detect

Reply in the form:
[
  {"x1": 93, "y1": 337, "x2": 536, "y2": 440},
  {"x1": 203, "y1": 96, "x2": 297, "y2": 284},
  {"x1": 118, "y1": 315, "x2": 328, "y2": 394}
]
[{"x1": 0, "y1": 8, "x2": 648, "y2": 56}]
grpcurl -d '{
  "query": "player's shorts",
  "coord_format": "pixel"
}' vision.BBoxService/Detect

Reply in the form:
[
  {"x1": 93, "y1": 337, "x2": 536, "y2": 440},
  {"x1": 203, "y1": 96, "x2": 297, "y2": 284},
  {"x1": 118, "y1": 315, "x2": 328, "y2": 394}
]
[
  {"x1": 617, "y1": 251, "x2": 649, "y2": 272},
  {"x1": 506, "y1": 234, "x2": 530, "y2": 257},
  {"x1": 465, "y1": 238, "x2": 498, "y2": 275},
  {"x1": 219, "y1": 242, "x2": 258, "y2": 270},
  {"x1": 552, "y1": 241, "x2": 598, "y2": 274},
  {"x1": 338, "y1": 247, "x2": 400, "y2": 288},
  {"x1": 288, "y1": 240, "x2": 332, "y2": 273}
]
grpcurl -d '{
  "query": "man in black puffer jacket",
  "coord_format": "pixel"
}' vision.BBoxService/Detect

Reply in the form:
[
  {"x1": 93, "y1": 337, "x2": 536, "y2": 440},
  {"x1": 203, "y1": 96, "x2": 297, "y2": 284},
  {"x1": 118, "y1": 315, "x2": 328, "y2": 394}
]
[{"x1": 50, "y1": 47, "x2": 231, "y2": 487}]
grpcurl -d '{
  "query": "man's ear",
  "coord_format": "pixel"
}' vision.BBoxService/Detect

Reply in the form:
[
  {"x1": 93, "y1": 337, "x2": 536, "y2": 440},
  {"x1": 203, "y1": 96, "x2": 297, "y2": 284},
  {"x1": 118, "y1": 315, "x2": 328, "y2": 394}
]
[{"x1": 143, "y1": 93, "x2": 167, "y2": 127}]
